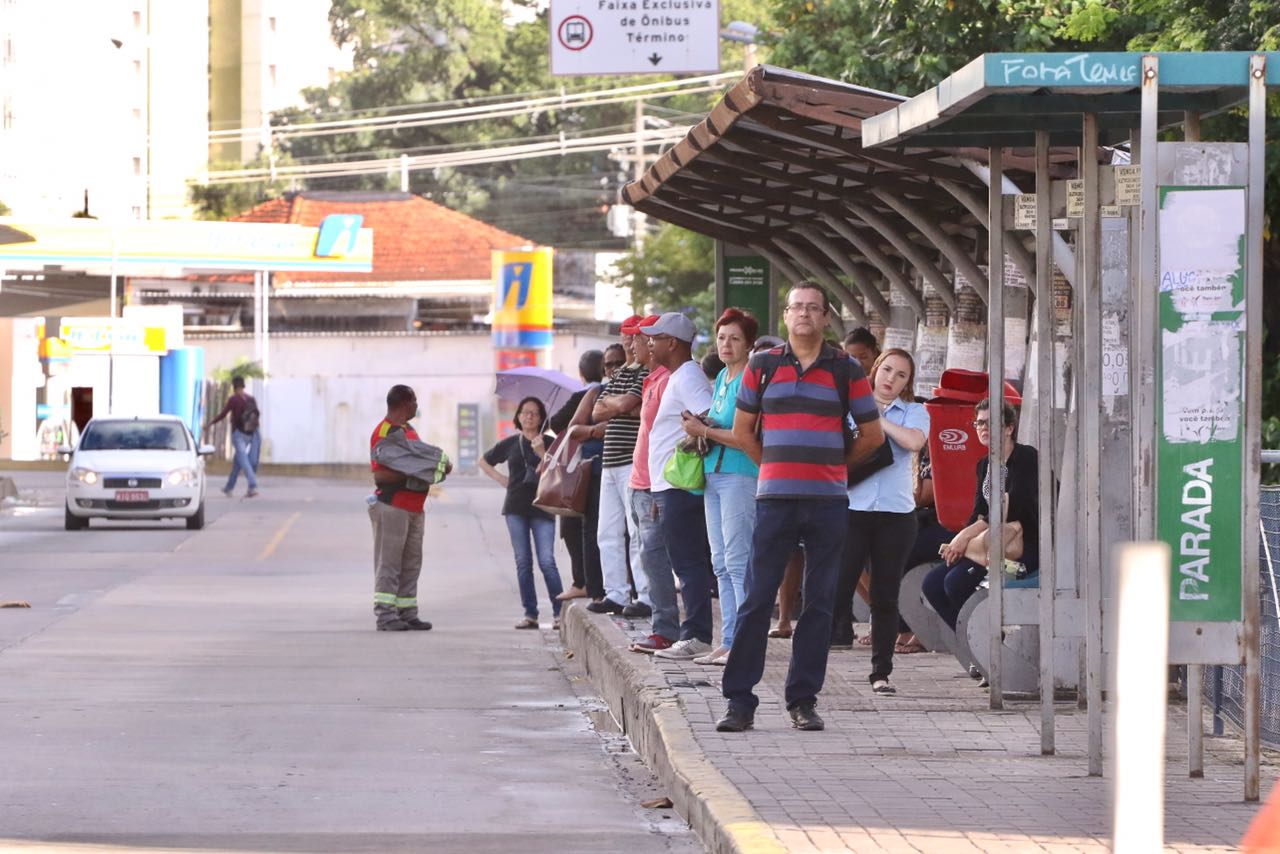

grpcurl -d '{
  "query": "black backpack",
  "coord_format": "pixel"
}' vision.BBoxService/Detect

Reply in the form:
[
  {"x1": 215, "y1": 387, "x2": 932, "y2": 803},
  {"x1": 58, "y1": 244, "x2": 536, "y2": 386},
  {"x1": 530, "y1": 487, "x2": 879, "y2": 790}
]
[{"x1": 237, "y1": 395, "x2": 260, "y2": 435}]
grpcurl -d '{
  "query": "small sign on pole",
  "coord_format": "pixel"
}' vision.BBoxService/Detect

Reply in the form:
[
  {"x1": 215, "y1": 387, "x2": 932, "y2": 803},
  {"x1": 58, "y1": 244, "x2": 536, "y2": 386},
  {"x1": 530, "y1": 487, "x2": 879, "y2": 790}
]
[{"x1": 550, "y1": 0, "x2": 721, "y2": 76}]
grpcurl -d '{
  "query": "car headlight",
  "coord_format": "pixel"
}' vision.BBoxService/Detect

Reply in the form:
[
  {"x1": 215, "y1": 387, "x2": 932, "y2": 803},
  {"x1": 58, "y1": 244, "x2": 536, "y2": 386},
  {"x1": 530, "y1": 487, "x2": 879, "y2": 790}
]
[
  {"x1": 70, "y1": 467, "x2": 99, "y2": 485},
  {"x1": 167, "y1": 467, "x2": 199, "y2": 486}
]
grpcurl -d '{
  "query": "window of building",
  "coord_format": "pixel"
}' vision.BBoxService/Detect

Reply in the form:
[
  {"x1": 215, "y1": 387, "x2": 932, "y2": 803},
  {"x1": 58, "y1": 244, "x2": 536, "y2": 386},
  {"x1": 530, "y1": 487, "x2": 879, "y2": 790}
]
[
  {"x1": 2, "y1": 97, "x2": 13, "y2": 130},
  {"x1": 132, "y1": 10, "x2": 141, "y2": 29},
  {"x1": 133, "y1": 59, "x2": 142, "y2": 78},
  {"x1": 268, "y1": 16, "x2": 276, "y2": 33},
  {"x1": 132, "y1": 157, "x2": 141, "y2": 176},
  {"x1": 131, "y1": 206, "x2": 142, "y2": 220},
  {"x1": 132, "y1": 107, "x2": 142, "y2": 122},
  {"x1": 268, "y1": 64, "x2": 277, "y2": 88},
  {"x1": 3, "y1": 37, "x2": 13, "y2": 65}
]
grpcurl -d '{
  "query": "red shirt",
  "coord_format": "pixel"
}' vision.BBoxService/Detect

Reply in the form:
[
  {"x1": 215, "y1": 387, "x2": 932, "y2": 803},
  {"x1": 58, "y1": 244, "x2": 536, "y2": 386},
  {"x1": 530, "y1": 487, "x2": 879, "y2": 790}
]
[
  {"x1": 371, "y1": 418, "x2": 427, "y2": 513},
  {"x1": 629, "y1": 365, "x2": 670, "y2": 490}
]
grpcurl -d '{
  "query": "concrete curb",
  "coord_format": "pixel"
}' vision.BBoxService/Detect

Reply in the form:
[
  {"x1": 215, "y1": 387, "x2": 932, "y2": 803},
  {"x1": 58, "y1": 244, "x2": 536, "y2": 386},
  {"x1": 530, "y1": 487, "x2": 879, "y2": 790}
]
[{"x1": 561, "y1": 604, "x2": 786, "y2": 854}]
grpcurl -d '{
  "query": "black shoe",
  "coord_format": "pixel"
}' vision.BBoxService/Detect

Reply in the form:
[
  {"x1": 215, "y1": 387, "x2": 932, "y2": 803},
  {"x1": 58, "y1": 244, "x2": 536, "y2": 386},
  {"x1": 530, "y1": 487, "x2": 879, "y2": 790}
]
[
  {"x1": 586, "y1": 598, "x2": 626, "y2": 615},
  {"x1": 403, "y1": 618, "x2": 433, "y2": 631},
  {"x1": 621, "y1": 601, "x2": 652, "y2": 618},
  {"x1": 377, "y1": 619, "x2": 409, "y2": 632},
  {"x1": 715, "y1": 706, "x2": 754, "y2": 733},
  {"x1": 788, "y1": 702, "x2": 825, "y2": 731}
]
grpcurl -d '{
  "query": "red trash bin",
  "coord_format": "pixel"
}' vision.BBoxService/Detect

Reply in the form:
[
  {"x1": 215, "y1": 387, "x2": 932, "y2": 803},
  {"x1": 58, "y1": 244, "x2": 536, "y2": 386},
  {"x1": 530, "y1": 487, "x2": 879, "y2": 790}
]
[{"x1": 924, "y1": 369, "x2": 1022, "y2": 533}]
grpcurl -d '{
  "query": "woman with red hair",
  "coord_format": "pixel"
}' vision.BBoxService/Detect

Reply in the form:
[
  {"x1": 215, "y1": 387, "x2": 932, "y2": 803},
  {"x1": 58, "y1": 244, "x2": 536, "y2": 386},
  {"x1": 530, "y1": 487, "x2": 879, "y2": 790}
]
[{"x1": 681, "y1": 307, "x2": 759, "y2": 666}]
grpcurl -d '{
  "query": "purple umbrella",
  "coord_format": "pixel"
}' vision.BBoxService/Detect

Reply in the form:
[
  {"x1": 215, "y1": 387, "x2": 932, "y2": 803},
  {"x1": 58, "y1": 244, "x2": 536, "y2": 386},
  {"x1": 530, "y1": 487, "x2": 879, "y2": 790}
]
[{"x1": 494, "y1": 366, "x2": 584, "y2": 416}]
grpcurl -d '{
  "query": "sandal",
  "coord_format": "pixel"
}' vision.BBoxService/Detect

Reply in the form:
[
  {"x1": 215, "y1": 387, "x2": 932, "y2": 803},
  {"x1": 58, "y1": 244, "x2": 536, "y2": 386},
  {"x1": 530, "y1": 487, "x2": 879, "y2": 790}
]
[
  {"x1": 895, "y1": 637, "x2": 927, "y2": 654},
  {"x1": 514, "y1": 617, "x2": 539, "y2": 630},
  {"x1": 768, "y1": 626, "x2": 793, "y2": 639},
  {"x1": 856, "y1": 635, "x2": 873, "y2": 646},
  {"x1": 552, "y1": 618, "x2": 562, "y2": 631}
]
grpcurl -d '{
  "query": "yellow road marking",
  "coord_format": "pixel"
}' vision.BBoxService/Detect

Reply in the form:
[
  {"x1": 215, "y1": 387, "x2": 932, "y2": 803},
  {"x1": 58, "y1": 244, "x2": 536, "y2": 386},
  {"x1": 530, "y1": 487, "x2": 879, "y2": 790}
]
[{"x1": 258, "y1": 511, "x2": 301, "y2": 561}]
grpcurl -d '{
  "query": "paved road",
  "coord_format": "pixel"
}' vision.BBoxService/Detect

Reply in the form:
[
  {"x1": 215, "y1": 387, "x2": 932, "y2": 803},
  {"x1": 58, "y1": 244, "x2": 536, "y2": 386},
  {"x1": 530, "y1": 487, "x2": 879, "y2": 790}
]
[{"x1": 0, "y1": 470, "x2": 700, "y2": 854}]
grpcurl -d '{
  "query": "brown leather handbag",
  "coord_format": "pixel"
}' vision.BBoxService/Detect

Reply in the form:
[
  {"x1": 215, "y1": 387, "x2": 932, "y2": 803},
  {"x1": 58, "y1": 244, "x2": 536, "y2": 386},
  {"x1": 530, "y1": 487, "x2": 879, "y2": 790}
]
[{"x1": 532, "y1": 432, "x2": 591, "y2": 517}]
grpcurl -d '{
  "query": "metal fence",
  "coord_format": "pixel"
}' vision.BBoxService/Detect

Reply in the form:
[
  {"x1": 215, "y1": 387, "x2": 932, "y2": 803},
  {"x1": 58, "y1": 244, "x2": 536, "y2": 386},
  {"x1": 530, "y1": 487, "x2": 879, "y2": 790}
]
[{"x1": 1205, "y1": 486, "x2": 1280, "y2": 744}]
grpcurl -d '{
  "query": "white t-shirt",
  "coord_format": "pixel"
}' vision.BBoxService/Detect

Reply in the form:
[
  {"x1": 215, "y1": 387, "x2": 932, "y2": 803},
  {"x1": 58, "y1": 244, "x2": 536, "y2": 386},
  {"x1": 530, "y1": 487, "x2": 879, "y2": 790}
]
[{"x1": 648, "y1": 360, "x2": 713, "y2": 493}]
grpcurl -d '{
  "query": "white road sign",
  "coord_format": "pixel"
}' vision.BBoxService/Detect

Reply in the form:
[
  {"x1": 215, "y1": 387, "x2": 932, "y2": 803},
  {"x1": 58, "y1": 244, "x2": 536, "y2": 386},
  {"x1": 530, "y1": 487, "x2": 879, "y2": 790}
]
[{"x1": 550, "y1": 0, "x2": 721, "y2": 76}]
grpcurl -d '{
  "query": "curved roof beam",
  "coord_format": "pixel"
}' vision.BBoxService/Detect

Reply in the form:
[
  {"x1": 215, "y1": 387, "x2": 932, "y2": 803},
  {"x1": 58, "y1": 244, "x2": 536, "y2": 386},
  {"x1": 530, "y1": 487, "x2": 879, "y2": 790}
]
[
  {"x1": 870, "y1": 190, "x2": 991, "y2": 303},
  {"x1": 794, "y1": 227, "x2": 900, "y2": 321},
  {"x1": 935, "y1": 178, "x2": 1037, "y2": 292},
  {"x1": 957, "y1": 157, "x2": 1078, "y2": 290},
  {"x1": 799, "y1": 222, "x2": 926, "y2": 318},
  {"x1": 772, "y1": 237, "x2": 867, "y2": 329},
  {"x1": 748, "y1": 242, "x2": 806, "y2": 287},
  {"x1": 833, "y1": 207, "x2": 957, "y2": 312}
]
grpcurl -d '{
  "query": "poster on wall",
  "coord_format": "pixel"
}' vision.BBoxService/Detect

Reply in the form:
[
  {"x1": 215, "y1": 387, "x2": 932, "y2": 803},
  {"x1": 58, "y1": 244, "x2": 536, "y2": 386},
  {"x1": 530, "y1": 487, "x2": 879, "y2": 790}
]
[{"x1": 1155, "y1": 186, "x2": 1245, "y2": 622}]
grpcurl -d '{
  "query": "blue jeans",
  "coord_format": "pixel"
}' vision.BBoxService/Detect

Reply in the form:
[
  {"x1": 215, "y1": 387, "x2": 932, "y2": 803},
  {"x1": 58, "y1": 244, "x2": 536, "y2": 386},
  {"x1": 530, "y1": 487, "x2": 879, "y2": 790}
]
[
  {"x1": 704, "y1": 473, "x2": 756, "y2": 648},
  {"x1": 630, "y1": 489, "x2": 679, "y2": 641},
  {"x1": 722, "y1": 498, "x2": 847, "y2": 712},
  {"x1": 505, "y1": 513, "x2": 563, "y2": 620},
  {"x1": 654, "y1": 487, "x2": 713, "y2": 645},
  {"x1": 921, "y1": 558, "x2": 986, "y2": 630},
  {"x1": 225, "y1": 429, "x2": 260, "y2": 492}
]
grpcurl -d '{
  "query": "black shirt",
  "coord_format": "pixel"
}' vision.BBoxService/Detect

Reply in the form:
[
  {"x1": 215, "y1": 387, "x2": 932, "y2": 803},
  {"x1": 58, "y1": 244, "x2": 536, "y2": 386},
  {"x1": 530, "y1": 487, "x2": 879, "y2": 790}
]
[
  {"x1": 970, "y1": 442, "x2": 1040, "y2": 571},
  {"x1": 483, "y1": 432, "x2": 554, "y2": 519}
]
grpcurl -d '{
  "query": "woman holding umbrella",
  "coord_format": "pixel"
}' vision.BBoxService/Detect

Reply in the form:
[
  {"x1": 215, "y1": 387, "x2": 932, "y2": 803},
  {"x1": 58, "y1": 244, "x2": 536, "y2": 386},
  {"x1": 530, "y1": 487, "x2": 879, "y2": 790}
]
[{"x1": 480, "y1": 396, "x2": 565, "y2": 629}]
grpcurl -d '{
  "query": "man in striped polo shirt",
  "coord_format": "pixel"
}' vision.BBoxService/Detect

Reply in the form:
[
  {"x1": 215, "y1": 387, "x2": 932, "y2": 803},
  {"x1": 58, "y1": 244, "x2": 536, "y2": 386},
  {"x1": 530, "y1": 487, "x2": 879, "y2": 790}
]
[
  {"x1": 587, "y1": 315, "x2": 652, "y2": 616},
  {"x1": 717, "y1": 283, "x2": 884, "y2": 733}
]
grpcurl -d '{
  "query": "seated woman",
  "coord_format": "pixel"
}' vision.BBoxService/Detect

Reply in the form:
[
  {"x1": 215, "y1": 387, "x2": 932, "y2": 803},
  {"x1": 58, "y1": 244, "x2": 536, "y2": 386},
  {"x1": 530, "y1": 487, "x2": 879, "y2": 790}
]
[{"x1": 921, "y1": 398, "x2": 1039, "y2": 631}]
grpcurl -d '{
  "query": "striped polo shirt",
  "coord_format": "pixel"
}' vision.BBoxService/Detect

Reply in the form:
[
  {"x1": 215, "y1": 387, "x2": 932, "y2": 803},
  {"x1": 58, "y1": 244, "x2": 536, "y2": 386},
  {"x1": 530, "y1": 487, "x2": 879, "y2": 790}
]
[
  {"x1": 600, "y1": 363, "x2": 648, "y2": 468},
  {"x1": 736, "y1": 342, "x2": 878, "y2": 500}
]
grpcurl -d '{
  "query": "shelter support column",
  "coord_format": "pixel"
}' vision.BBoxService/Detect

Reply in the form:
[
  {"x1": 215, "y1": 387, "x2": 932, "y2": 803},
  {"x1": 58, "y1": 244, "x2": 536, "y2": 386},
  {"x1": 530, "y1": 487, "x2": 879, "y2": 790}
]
[
  {"x1": 1081, "y1": 112, "x2": 1104, "y2": 778},
  {"x1": 1243, "y1": 52, "x2": 1265, "y2": 803},
  {"x1": 987, "y1": 146, "x2": 1006, "y2": 710},
  {"x1": 1035, "y1": 129, "x2": 1056, "y2": 755}
]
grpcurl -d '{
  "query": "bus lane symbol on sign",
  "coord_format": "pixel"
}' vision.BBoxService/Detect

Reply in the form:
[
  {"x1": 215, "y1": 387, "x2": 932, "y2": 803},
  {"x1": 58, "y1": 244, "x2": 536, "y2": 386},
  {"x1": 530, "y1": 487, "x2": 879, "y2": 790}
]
[{"x1": 558, "y1": 15, "x2": 593, "y2": 51}]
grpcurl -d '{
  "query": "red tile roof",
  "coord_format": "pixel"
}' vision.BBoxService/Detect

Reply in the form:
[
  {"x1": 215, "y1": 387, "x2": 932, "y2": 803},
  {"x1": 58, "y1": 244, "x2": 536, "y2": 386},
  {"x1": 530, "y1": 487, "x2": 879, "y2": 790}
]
[{"x1": 232, "y1": 192, "x2": 534, "y2": 284}]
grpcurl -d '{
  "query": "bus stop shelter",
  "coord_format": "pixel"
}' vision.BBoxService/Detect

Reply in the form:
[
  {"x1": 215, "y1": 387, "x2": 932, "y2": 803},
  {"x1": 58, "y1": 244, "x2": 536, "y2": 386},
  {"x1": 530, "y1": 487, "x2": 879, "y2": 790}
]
[{"x1": 623, "y1": 54, "x2": 1271, "y2": 799}]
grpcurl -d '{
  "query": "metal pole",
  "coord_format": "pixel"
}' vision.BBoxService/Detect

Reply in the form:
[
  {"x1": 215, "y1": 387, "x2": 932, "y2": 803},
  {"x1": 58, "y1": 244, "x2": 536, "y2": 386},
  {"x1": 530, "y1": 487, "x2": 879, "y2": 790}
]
[
  {"x1": 987, "y1": 145, "x2": 1006, "y2": 710},
  {"x1": 1035, "y1": 129, "x2": 1056, "y2": 754},
  {"x1": 1243, "y1": 52, "x2": 1266, "y2": 803},
  {"x1": 252, "y1": 271, "x2": 262, "y2": 365},
  {"x1": 1081, "y1": 112, "x2": 1105, "y2": 777},
  {"x1": 1182, "y1": 111, "x2": 1205, "y2": 780},
  {"x1": 1134, "y1": 56, "x2": 1159, "y2": 544},
  {"x1": 108, "y1": 228, "x2": 117, "y2": 416},
  {"x1": 633, "y1": 99, "x2": 647, "y2": 251},
  {"x1": 262, "y1": 271, "x2": 271, "y2": 382},
  {"x1": 1111, "y1": 541, "x2": 1171, "y2": 853}
]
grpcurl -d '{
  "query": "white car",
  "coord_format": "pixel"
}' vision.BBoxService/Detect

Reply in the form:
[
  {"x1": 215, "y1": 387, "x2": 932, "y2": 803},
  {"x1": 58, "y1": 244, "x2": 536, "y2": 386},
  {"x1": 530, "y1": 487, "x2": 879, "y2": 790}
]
[{"x1": 62, "y1": 415, "x2": 214, "y2": 531}]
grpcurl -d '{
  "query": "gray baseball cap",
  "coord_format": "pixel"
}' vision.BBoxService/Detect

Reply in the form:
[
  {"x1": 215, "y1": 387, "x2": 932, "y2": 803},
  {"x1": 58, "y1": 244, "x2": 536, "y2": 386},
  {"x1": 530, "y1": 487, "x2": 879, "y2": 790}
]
[{"x1": 640, "y1": 311, "x2": 696, "y2": 343}]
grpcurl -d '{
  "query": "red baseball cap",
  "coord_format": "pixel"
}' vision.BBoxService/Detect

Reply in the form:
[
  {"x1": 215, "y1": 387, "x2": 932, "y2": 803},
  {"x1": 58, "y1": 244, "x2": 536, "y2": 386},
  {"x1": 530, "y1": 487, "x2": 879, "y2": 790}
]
[
  {"x1": 619, "y1": 314, "x2": 645, "y2": 334},
  {"x1": 638, "y1": 314, "x2": 661, "y2": 328}
]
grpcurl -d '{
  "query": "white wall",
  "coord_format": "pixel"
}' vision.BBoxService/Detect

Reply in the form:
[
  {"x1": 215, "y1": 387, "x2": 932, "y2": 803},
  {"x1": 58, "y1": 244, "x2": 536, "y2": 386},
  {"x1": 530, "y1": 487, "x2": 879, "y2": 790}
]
[{"x1": 197, "y1": 331, "x2": 616, "y2": 464}]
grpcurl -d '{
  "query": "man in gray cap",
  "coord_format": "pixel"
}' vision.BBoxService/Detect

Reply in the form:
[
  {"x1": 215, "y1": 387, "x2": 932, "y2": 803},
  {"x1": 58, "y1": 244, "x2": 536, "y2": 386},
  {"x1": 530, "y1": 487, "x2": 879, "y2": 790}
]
[{"x1": 640, "y1": 312, "x2": 715, "y2": 661}]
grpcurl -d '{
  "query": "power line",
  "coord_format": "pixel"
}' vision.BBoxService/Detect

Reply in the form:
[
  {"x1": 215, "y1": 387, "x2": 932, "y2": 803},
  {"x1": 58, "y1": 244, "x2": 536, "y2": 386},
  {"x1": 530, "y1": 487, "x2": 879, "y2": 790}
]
[
  {"x1": 207, "y1": 73, "x2": 733, "y2": 144},
  {"x1": 200, "y1": 126, "x2": 690, "y2": 185}
]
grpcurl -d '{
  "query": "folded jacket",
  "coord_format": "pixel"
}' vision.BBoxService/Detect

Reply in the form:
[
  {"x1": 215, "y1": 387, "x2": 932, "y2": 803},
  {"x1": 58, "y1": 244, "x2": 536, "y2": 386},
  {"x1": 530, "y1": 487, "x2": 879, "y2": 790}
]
[{"x1": 372, "y1": 429, "x2": 450, "y2": 491}]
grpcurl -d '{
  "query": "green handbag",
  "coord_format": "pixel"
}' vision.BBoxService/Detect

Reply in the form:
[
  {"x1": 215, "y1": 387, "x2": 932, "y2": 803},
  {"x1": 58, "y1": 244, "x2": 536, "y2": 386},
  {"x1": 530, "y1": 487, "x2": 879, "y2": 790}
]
[{"x1": 663, "y1": 445, "x2": 706, "y2": 491}]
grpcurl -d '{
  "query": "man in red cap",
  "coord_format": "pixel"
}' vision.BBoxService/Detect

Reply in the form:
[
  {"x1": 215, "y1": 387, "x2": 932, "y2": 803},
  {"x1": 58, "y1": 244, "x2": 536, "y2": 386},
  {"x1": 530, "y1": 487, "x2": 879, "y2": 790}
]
[{"x1": 587, "y1": 314, "x2": 653, "y2": 617}]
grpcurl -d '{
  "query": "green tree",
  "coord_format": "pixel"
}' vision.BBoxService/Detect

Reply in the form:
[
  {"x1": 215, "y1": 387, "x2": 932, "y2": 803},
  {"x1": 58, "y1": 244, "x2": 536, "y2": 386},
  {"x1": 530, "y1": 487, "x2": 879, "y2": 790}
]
[
  {"x1": 190, "y1": 157, "x2": 293, "y2": 221},
  {"x1": 611, "y1": 224, "x2": 717, "y2": 333}
]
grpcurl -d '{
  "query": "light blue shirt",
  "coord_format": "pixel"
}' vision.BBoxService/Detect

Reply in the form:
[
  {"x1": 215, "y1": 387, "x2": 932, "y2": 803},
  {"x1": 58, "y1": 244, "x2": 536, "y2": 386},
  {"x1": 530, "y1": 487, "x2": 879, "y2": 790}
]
[
  {"x1": 846, "y1": 399, "x2": 929, "y2": 514},
  {"x1": 703, "y1": 367, "x2": 759, "y2": 478}
]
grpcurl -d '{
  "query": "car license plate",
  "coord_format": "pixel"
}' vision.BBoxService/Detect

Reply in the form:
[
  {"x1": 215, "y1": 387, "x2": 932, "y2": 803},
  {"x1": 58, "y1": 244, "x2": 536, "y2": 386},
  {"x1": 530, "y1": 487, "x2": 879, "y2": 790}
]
[{"x1": 114, "y1": 490, "x2": 150, "y2": 502}]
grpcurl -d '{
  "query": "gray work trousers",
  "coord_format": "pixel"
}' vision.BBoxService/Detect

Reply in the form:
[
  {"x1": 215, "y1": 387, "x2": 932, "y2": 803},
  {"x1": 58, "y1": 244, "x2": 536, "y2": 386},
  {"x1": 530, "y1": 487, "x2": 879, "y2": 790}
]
[{"x1": 369, "y1": 500, "x2": 424, "y2": 625}]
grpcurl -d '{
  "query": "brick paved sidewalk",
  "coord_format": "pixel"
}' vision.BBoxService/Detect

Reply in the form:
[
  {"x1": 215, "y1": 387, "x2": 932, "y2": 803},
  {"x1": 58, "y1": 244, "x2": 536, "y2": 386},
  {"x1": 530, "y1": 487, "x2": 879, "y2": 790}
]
[{"x1": 566, "y1": 606, "x2": 1277, "y2": 853}]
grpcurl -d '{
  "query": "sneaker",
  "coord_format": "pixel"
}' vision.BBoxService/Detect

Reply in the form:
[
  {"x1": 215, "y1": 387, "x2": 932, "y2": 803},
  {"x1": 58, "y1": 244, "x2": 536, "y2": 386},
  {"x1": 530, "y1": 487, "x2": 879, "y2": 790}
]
[
  {"x1": 586, "y1": 598, "x2": 626, "y2": 615},
  {"x1": 621, "y1": 601, "x2": 652, "y2": 618},
  {"x1": 221, "y1": 487, "x2": 233, "y2": 497},
  {"x1": 403, "y1": 618, "x2": 433, "y2": 631},
  {"x1": 715, "y1": 706, "x2": 754, "y2": 733},
  {"x1": 630, "y1": 634, "x2": 674, "y2": 654},
  {"x1": 246, "y1": 489, "x2": 259, "y2": 498},
  {"x1": 693, "y1": 645, "x2": 729, "y2": 665},
  {"x1": 654, "y1": 638, "x2": 713, "y2": 661},
  {"x1": 377, "y1": 620, "x2": 409, "y2": 632},
  {"x1": 871, "y1": 678, "x2": 896, "y2": 695},
  {"x1": 829, "y1": 625, "x2": 854, "y2": 650},
  {"x1": 788, "y1": 702, "x2": 825, "y2": 731}
]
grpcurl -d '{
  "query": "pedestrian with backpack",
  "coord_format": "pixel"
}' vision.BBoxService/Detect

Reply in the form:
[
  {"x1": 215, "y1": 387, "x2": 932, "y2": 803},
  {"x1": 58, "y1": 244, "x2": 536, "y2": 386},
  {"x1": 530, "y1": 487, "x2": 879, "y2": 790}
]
[{"x1": 205, "y1": 375, "x2": 261, "y2": 498}]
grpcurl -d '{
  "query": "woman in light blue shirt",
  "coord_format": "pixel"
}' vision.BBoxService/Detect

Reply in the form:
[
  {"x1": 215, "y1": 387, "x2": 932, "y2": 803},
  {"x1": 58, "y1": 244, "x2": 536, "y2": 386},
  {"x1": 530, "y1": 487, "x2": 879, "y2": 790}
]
[
  {"x1": 834, "y1": 348, "x2": 929, "y2": 695},
  {"x1": 681, "y1": 308, "x2": 759, "y2": 666}
]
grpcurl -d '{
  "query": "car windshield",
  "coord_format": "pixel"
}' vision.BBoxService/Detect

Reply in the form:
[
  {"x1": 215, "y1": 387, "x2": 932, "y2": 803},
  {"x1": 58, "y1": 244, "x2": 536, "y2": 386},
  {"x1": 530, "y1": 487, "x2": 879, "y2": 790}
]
[{"x1": 79, "y1": 421, "x2": 190, "y2": 452}]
